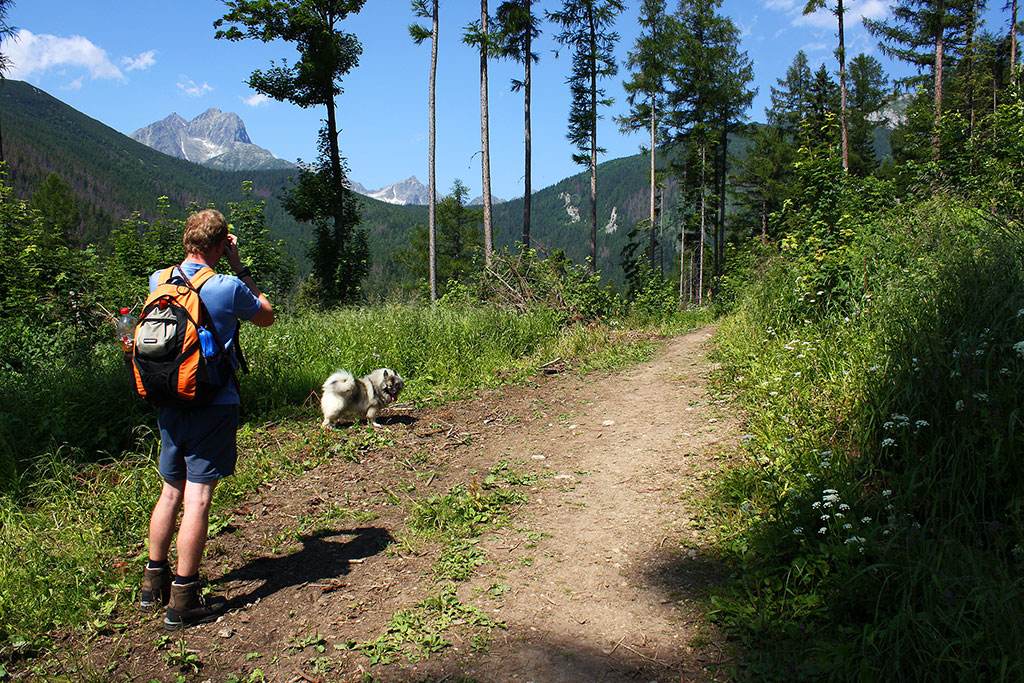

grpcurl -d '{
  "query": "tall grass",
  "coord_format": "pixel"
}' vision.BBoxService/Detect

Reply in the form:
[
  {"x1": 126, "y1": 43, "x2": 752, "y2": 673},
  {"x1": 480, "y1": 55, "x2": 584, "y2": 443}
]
[
  {"x1": 711, "y1": 198, "x2": 1024, "y2": 680},
  {"x1": 0, "y1": 301, "x2": 705, "y2": 657}
]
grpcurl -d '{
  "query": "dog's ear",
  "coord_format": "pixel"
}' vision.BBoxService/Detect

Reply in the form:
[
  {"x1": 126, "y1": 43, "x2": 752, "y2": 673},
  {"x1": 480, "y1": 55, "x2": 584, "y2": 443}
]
[{"x1": 382, "y1": 369, "x2": 391, "y2": 379}]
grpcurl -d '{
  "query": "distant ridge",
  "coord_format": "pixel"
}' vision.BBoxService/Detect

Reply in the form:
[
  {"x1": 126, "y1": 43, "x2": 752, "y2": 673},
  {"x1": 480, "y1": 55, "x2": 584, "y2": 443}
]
[{"x1": 131, "y1": 109, "x2": 295, "y2": 171}]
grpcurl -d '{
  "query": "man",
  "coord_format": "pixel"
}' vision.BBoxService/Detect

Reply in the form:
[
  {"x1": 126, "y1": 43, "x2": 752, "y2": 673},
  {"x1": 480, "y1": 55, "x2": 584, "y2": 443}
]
[{"x1": 139, "y1": 209, "x2": 274, "y2": 629}]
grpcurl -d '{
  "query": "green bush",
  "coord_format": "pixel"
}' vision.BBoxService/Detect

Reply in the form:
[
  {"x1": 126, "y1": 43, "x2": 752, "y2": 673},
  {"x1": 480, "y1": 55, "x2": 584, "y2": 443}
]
[{"x1": 711, "y1": 196, "x2": 1024, "y2": 680}]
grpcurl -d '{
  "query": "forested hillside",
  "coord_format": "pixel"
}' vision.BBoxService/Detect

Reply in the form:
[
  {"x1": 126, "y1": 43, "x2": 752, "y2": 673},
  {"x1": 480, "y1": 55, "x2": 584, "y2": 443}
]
[{"x1": 1, "y1": 79, "x2": 680, "y2": 292}]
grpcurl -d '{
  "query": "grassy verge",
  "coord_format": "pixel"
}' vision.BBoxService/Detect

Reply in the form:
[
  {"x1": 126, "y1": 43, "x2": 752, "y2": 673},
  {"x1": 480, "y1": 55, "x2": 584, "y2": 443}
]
[
  {"x1": 0, "y1": 303, "x2": 709, "y2": 663},
  {"x1": 709, "y1": 198, "x2": 1024, "y2": 680}
]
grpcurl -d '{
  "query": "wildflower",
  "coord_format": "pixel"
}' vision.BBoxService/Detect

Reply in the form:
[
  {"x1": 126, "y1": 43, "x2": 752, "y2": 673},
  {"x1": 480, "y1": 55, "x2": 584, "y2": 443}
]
[
  {"x1": 950, "y1": 370, "x2": 961, "y2": 378},
  {"x1": 819, "y1": 527, "x2": 828, "y2": 535},
  {"x1": 882, "y1": 489, "x2": 892, "y2": 497},
  {"x1": 793, "y1": 527, "x2": 804, "y2": 534},
  {"x1": 861, "y1": 517, "x2": 872, "y2": 524},
  {"x1": 1013, "y1": 341, "x2": 1024, "y2": 359},
  {"x1": 1000, "y1": 368, "x2": 1011, "y2": 376},
  {"x1": 955, "y1": 400, "x2": 965, "y2": 412},
  {"x1": 823, "y1": 489, "x2": 838, "y2": 495},
  {"x1": 883, "y1": 421, "x2": 894, "y2": 430},
  {"x1": 915, "y1": 420, "x2": 929, "y2": 429},
  {"x1": 881, "y1": 438, "x2": 896, "y2": 448},
  {"x1": 973, "y1": 392, "x2": 988, "y2": 402},
  {"x1": 839, "y1": 503, "x2": 850, "y2": 511},
  {"x1": 843, "y1": 523, "x2": 853, "y2": 530},
  {"x1": 812, "y1": 501, "x2": 821, "y2": 509}
]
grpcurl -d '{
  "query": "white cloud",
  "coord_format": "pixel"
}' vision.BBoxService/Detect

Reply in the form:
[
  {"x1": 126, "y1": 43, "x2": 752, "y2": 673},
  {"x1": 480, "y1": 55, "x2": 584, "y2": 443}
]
[
  {"x1": 122, "y1": 50, "x2": 157, "y2": 72},
  {"x1": 794, "y1": 0, "x2": 890, "y2": 29},
  {"x1": 1, "y1": 29, "x2": 123, "y2": 81},
  {"x1": 243, "y1": 93, "x2": 271, "y2": 107},
  {"x1": 177, "y1": 77, "x2": 213, "y2": 98}
]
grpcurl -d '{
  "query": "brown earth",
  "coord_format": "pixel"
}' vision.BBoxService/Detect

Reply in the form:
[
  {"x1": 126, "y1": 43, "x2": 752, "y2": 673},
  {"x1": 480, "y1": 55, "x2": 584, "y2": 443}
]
[{"x1": 37, "y1": 325, "x2": 741, "y2": 682}]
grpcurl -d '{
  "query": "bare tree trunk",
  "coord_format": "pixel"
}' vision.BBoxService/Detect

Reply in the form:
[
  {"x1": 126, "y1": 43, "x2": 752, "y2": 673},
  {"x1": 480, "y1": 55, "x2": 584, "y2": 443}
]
[
  {"x1": 428, "y1": 0, "x2": 438, "y2": 300},
  {"x1": 523, "y1": 0, "x2": 532, "y2": 250},
  {"x1": 1012, "y1": 0, "x2": 1019, "y2": 87},
  {"x1": 838, "y1": 0, "x2": 849, "y2": 171},
  {"x1": 698, "y1": 144, "x2": 706, "y2": 306},
  {"x1": 933, "y1": 0, "x2": 944, "y2": 162},
  {"x1": 588, "y1": 10, "x2": 598, "y2": 273},
  {"x1": 480, "y1": 0, "x2": 493, "y2": 268},
  {"x1": 761, "y1": 198, "x2": 768, "y2": 240},
  {"x1": 325, "y1": 99, "x2": 346, "y2": 256},
  {"x1": 649, "y1": 95, "x2": 657, "y2": 266}
]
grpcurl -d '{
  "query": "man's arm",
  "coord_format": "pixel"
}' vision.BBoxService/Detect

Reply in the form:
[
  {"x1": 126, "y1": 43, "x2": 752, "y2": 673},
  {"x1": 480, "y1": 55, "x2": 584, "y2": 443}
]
[
  {"x1": 238, "y1": 271, "x2": 274, "y2": 327},
  {"x1": 223, "y1": 235, "x2": 274, "y2": 327}
]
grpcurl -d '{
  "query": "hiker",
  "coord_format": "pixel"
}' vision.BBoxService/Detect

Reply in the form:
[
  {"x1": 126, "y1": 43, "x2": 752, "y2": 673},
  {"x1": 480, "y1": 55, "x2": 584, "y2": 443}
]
[{"x1": 139, "y1": 208, "x2": 274, "y2": 629}]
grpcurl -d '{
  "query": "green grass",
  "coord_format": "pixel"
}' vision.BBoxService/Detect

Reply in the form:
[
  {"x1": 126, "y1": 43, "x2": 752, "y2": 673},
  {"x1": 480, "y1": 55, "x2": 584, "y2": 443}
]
[
  {"x1": 0, "y1": 302, "x2": 704, "y2": 660},
  {"x1": 710, "y1": 197, "x2": 1024, "y2": 681}
]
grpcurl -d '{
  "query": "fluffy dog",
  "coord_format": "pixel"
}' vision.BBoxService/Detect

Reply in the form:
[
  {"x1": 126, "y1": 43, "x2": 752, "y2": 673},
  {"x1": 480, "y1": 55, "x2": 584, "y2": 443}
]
[{"x1": 321, "y1": 368, "x2": 404, "y2": 428}]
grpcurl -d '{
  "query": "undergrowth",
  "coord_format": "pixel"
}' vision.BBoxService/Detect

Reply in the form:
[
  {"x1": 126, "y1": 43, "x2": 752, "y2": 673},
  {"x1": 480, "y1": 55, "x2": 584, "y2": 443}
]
[
  {"x1": 0, "y1": 302, "x2": 707, "y2": 661},
  {"x1": 711, "y1": 195, "x2": 1024, "y2": 680}
]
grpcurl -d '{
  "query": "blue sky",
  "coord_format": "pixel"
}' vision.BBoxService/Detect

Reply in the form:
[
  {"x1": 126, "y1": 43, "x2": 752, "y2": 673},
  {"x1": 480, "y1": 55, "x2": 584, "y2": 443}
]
[{"x1": 2, "y1": 1, "x2": 1015, "y2": 202}]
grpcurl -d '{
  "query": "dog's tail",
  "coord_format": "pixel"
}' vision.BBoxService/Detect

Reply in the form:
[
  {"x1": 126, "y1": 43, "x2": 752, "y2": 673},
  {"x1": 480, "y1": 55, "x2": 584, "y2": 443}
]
[{"x1": 323, "y1": 370, "x2": 357, "y2": 397}]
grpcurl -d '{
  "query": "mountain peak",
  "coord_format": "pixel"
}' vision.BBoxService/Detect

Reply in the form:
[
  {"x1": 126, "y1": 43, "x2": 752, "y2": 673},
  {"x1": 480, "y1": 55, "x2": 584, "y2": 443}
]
[{"x1": 130, "y1": 109, "x2": 291, "y2": 170}]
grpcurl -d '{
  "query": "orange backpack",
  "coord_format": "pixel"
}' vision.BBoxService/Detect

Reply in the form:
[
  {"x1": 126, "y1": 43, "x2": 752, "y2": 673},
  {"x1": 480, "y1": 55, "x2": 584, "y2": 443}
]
[{"x1": 131, "y1": 266, "x2": 238, "y2": 408}]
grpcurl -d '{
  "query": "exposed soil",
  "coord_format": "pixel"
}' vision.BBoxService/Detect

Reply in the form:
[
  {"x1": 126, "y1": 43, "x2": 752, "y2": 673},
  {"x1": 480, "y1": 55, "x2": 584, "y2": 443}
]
[{"x1": 36, "y1": 325, "x2": 741, "y2": 682}]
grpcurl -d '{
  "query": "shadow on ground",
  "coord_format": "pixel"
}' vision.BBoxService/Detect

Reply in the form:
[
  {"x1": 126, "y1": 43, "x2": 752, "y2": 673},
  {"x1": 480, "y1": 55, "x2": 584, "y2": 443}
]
[{"x1": 216, "y1": 526, "x2": 394, "y2": 609}]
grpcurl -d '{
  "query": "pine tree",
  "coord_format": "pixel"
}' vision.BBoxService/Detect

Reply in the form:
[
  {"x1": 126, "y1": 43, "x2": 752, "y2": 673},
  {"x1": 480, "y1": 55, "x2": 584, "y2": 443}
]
[
  {"x1": 30, "y1": 173, "x2": 81, "y2": 247},
  {"x1": 665, "y1": 0, "x2": 751, "y2": 300},
  {"x1": 806, "y1": 63, "x2": 841, "y2": 145},
  {"x1": 617, "y1": 0, "x2": 674, "y2": 269},
  {"x1": 864, "y1": 0, "x2": 976, "y2": 160},
  {"x1": 769, "y1": 50, "x2": 814, "y2": 135},
  {"x1": 215, "y1": 0, "x2": 368, "y2": 306},
  {"x1": 394, "y1": 179, "x2": 483, "y2": 295},
  {"x1": 463, "y1": 1, "x2": 494, "y2": 268},
  {"x1": 804, "y1": 0, "x2": 851, "y2": 169},
  {"x1": 493, "y1": 0, "x2": 541, "y2": 249},
  {"x1": 410, "y1": 0, "x2": 440, "y2": 300},
  {"x1": 847, "y1": 53, "x2": 890, "y2": 175},
  {"x1": 549, "y1": 0, "x2": 624, "y2": 272}
]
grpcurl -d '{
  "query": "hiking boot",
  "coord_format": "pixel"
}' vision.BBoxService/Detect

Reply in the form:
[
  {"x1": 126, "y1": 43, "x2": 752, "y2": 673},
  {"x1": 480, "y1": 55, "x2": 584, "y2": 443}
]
[
  {"x1": 163, "y1": 581, "x2": 227, "y2": 630},
  {"x1": 140, "y1": 565, "x2": 172, "y2": 611}
]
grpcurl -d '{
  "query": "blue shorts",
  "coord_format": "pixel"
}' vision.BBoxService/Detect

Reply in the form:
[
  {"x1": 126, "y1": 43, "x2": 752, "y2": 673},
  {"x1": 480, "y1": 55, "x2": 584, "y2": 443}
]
[{"x1": 157, "y1": 405, "x2": 239, "y2": 483}]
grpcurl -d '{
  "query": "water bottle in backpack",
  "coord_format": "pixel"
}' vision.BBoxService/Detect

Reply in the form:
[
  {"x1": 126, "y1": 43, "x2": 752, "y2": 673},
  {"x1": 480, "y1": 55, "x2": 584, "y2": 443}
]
[{"x1": 117, "y1": 308, "x2": 138, "y2": 353}]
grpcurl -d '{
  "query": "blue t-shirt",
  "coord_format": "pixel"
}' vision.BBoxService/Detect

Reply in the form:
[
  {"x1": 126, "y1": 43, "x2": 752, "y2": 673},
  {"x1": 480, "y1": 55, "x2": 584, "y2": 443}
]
[{"x1": 149, "y1": 262, "x2": 261, "y2": 405}]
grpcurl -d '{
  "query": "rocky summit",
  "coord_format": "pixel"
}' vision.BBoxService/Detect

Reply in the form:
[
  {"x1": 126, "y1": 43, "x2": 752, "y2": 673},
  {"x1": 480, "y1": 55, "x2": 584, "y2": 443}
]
[{"x1": 130, "y1": 108, "x2": 295, "y2": 171}]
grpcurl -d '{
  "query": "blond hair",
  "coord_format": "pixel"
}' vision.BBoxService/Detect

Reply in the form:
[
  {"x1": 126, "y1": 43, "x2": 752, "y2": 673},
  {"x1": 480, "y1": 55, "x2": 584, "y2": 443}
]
[{"x1": 183, "y1": 209, "x2": 229, "y2": 255}]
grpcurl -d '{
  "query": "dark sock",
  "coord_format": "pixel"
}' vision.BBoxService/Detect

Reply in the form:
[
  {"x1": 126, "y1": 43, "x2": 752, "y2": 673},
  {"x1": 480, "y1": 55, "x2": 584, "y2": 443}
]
[
  {"x1": 173, "y1": 573, "x2": 200, "y2": 586},
  {"x1": 147, "y1": 559, "x2": 168, "y2": 571}
]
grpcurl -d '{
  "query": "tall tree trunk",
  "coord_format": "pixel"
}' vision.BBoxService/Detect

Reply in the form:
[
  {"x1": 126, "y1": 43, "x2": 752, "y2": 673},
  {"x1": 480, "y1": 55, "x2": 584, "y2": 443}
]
[
  {"x1": 523, "y1": 0, "x2": 532, "y2": 250},
  {"x1": 717, "y1": 127, "x2": 727, "y2": 279},
  {"x1": 588, "y1": 10, "x2": 598, "y2": 273},
  {"x1": 933, "y1": 0, "x2": 944, "y2": 162},
  {"x1": 698, "y1": 144, "x2": 706, "y2": 306},
  {"x1": 838, "y1": 0, "x2": 849, "y2": 170},
  {"x1": 325, "y1": 99, "x2": 346, "y2": 258},
  {"x1": 649, "y1": 94, "x2": 657, "y2": 266},
  {"x1": 480, "y1": 0, "x2": 493, "y2": 268},
  {"x1": 966, "y1": 0, "x2": 977, "y2": 141},
  {"x1": 1012, "y1": 0, "x2": 1019, "y2": 87},
  {"x1": 428, "y1": 0, "x2": 438, "y2": 300},
  {"x1": 679, "y1": 166, "x2": 686, "y2": 301}
]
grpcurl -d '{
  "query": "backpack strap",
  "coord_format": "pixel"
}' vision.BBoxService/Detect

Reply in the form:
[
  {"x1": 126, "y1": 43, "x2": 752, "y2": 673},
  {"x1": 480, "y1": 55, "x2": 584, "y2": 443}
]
[{"x1": 173, "y1": 265, "x2": 242, "y2": 387}]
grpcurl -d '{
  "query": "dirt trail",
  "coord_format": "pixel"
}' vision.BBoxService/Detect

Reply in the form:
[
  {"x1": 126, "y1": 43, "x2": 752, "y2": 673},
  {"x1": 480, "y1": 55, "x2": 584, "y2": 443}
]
[{"x1": 63, "y1": 326, "x2": 739, "y2": 682}]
